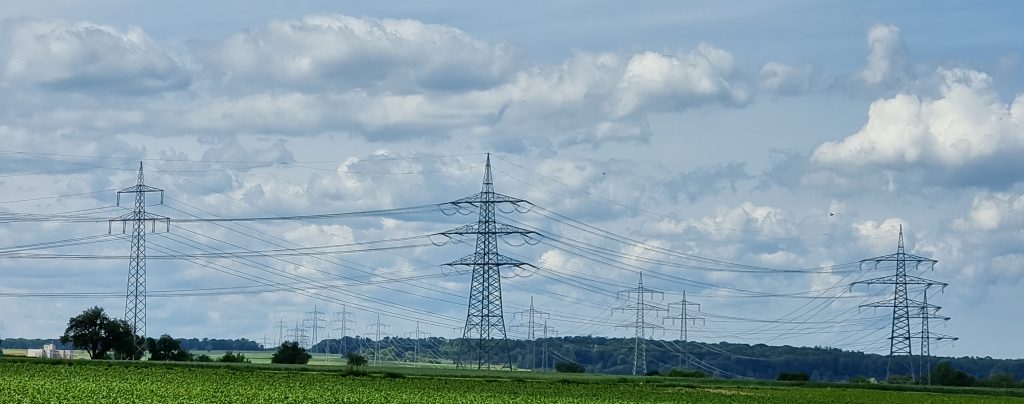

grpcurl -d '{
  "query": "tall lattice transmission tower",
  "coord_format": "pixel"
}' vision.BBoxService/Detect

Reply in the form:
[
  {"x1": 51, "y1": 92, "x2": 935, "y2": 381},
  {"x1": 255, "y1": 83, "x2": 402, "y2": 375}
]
[
  {"x1": 664, "y1": 291, "x2": 704, "y2": 369},
  {"x1": 332, "y1": 306, "x2": 356, "y2": 355},
  {"x1": 851, "y1": 225, "x2": 947, "y2": 382},
  {"x1": 511, "y1": 296, "x2": 550, "y2": 370},
  {"x1": 615, "y1": 273, "x2": 667, "y2": 376},
  {"x1": 367, "y1": 314, "x2": 391, "y2": 366},
  {"x1": 109, "y1": 162, "x2": 169, "y2": 358},
  {"x1": 404, "y1": 321, "x2": 432, "y2": 364},
  {"x1": 440, "y1": 153, "x2": 536, "y2": 370},
  {"x1": 912, "y1": 287, "x2": 957, "y2": 384},
  {"x1": 305, "y1": 305, "x2": 326, "y2": 350}
]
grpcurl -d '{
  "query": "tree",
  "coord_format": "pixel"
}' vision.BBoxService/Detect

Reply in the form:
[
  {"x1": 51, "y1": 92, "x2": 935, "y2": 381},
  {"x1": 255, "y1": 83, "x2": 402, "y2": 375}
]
[
  {"x1": 982, "y1": 372, "x2": 1018, "y2": 388},
  {"x1": 218, "y1": 351, "x2": 250, "y2": 363},
  {"x1": 146, "y1": 334, "x2": 193, "y2": 361},
  {"x1": 346, "y1": 352, "x2": 368, "y2": 368},
  {"x1": 271, "y1": 341, "x2": 311, "y2": 365},
  {"x1": 59, "y1": 306, "x2": 138, "y2": 360},
  {"x1": 194, "y1": 354, "x2": 213, "y2": 362},
  {"x1": 555, "y1": 361, "x2": 585, "y2": 373},
  {"x1": 932, "y1": 362, "x2": 977, "y2": 387}
]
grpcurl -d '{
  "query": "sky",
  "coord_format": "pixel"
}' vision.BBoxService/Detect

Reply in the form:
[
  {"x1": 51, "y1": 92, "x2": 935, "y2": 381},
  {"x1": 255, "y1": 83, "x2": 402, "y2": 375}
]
[{"x1": 1, "y1": 1, "x2": 1023, "y2": 360}]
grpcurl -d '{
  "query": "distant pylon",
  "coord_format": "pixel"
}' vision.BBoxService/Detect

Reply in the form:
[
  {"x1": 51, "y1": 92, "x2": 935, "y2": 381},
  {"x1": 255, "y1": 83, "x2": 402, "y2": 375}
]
[
  {"x1": 911, "y1": 287, "x2": 957, "y2": 385},
  {"x1": 614, "y1": 273, "x2": 667, "y2": 376},
  {"x1": 275, "y1": 318, "x2": 287, "y2": 347},
  {"x1": 109, "y1": 162, "x2": 169, "y2": 358},
  {"x1": 305, "y1": 305, "x2": 326, "y2": 350},
  {"x1": 404, "y1": 321, "x2": 432, "y2": 364},
  {"x1": 332, "y1": 305, "x2": 356, "y2": 354},
  {"x1": 440, "y1": 153, "x2": 537, "y2": 370},
  {"x1": 664, "y1": 290, "x2": 704, "y2": 369},
  {"x1": 367, "y1": 314, "x2": 391, "y2": 366},
  {"x1": 511, "y1": 296, "x2": 550, "y2": 370},
  {"x1": 851, "y1": 225, "x2": 946, "y2": 382}
]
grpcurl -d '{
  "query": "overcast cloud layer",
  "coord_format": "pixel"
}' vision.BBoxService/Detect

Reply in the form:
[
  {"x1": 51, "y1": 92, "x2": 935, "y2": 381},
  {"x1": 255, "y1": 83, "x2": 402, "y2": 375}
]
[{"x1": 2, "y1": 1, "x2": 1023, "y2": 360}]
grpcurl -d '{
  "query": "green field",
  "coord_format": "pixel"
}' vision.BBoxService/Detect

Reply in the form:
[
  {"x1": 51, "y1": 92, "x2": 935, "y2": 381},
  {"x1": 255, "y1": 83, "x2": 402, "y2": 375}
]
[{"x1": 2, "y1": 358, "x2": 1023, "y2": 403}]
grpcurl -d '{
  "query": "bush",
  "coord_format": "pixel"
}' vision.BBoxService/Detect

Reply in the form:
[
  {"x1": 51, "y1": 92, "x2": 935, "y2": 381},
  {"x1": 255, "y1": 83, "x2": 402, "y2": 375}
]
[
  {"x1": 777, "y1": 372, "x2": 810, "y2": 382},
  {"x1": 645, "y1": 369, "x2": 661, "y2": 376},
  {"x1": 346, "y1": 352, "x2": 368, "y2": 368},
  {"x1": 554, "y1": 362, "x2": 585, "y2": 373},
  {"x1": 667, "y1": 369, "x2": 708, "y2": 378},
  {"x1": 271, "y1": 341, "x2": 311, "y2": 365},
  {"x1": 931, "y1": 362, "x2": 976, "y2": 387},
  {"x1": 218, "y1": 351, "x2": 250, "y2": 363},
  {"x1": 981, "y1": 372, "x2": 1018, "y2": 388},
  {"x1": 146, "y1": 335, "x2": 193, "y2": 362},
  {"x1": 194, "y1": 354, "x2": 212, "y2": 362},
  {"x1": 383, "y1": 371, "x2": 406, "y2": 379}
]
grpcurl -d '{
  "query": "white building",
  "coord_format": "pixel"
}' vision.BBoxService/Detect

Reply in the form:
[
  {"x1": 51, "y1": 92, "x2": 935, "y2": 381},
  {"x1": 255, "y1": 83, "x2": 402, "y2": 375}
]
[{"x1": 26, "y1": 343, "x2": 73, "y2": 359}]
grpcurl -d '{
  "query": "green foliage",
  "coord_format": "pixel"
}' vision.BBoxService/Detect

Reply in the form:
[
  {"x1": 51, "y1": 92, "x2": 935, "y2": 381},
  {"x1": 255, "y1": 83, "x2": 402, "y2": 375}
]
[
  {"x1": 271, "y1": 341, "x2": 311, "y2": 365},
  {"x1": 668, "y1": 369, "x2": 709, "y2": 378},
  {"x1": 383, "y1": 371, "x2": 406, "y2": 379},
  {"x1": 645, "y1": 369, "x2": 661, "y2": 376},
  {"x1": 194, "y1": 354, "x2": 213, "y2": 363},
  {"x1": 932, "y1": 362, "x2": 977, "y2": 387},
  {"x1": 59, "y1": 306, "x2": 138, "y2": 360},
  {"x1": 218, "y1": 351, "x2": 250, "y2": 363},
  {"x1": 980, "y1": 372, "x2": 1018, "y2": 388},
  {"x1": 3, "y1": 359, "x2": 1024, "y2": 403},
  {"x1": 848, "y1": 376, "x2": 875, "y2": 384},
  {"x1": 346, "y1": 352, "x2": 368, "y2": 368},
  {"x1": 778, "y1": 372, "x2": 810, "y2": 382},
  {"x1": 146, "y1": 335, "x2": 193, "y2": 362},
  {"x1": 555, "y1": 361, "x2": 585, "y2": 373}
]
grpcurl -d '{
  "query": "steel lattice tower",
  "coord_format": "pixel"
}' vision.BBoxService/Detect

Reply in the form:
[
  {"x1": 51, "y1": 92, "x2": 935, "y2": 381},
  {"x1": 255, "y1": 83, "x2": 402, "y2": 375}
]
[
  {"x1": 911, "y1": 288, "x2": 957, "y2": 385},
  {"x1": 305, "y1": 305, "x2": 326, "y2": 350},
  {"x1": 851, "y1": 225, "x2": 945, "y2": 382},
  {"x1": 664, "y1": 291, "x2": 704, "y2": 369},
  {"x1": 109, "y1": 162, "x2": 168, "y2": 358},
  {"x1": 404, "y1": 321, "x2": 432, "y2": 364},
  {"x1": 332, "y1": 306, "x2": 356, "y2": 355},
  {"x1": 367, "y1": 314, "x2": 391, "y2": 366},
  {"x1": 511, "y1": 296, "x2": 550, "y2": 370},
  {"x1": 441, "y1": 153, "x2": 536, "y2": 370},
  {"x1": 615, "y1": 273, "x2": 667, "y2": 376}
]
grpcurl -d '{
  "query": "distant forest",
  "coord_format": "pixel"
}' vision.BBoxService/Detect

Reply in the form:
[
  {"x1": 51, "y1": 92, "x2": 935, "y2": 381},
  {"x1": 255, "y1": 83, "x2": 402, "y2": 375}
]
[{"x1": 5, "y1": 335, "x2": 1021, "y2": 382}]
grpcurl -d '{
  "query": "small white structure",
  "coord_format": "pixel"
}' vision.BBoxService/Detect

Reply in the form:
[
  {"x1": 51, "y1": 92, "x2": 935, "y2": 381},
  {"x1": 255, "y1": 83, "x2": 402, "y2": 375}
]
[{"x1": 26, "y1": 343, "x2": 73, "y2": 359}]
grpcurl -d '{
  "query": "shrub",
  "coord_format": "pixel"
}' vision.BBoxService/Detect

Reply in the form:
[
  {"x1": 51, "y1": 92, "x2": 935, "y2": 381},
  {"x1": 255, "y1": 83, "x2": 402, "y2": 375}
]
[
  {"x1": 645, "y1": 369, "x2": 661, "y2": 376},
  {"x1": 194, "y1": 354, "x2": 212, "y2": 363},
  {"x1": 777, "y1": 372, "x2": 810, "y2": 382},
  {"x1": 554, "y1": 361, "x2": 585, "y2": 373},
  {"x1": 271, "y1": 342, "x2": 311, "y2": 365},
  {"x1": 346, "y1": 352, "x2": 368, "y2": 368},
  {"x1": 667, "y1": 369, "x2": 708, "y2": 378},
  {"x1": 218, "y1": 351, "x2": 250, "y2": 363}
]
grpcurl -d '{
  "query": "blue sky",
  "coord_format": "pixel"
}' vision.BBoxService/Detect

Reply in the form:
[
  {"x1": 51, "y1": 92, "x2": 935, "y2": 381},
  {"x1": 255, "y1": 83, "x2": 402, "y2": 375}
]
[{"x1": 1, "y1": 1, "x2": 1023, "y2": 359}]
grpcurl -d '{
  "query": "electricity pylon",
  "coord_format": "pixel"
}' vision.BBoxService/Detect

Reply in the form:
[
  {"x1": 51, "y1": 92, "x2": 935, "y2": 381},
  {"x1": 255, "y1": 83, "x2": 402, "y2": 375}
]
[
  {"x1": 367, "y1": 314, "x2": 391, "y2": 366},
  {"x1": 305, "y1": 305, "x2": 326, "y2": 351},
  {"x1": 109, "y1": 162, "x2": 169, "y2": 358},
  {"x1": 275, "y1": 318, "x2": 287, "y2": 347},
  {"x1": 911, "y1": 287, "x2": 957, "y2": 385},
  {"x1": 851, "y1": 225, "x2": 946, "y2": 382},
  {"x1": 614, "y1": 273, "x2": 667, "y2": 376},
  {"x1": 332, "y1": 306, "x2": 356, "y2": 355},
  {"x1": 440, "y1": 153, "x2": 536, "y2": 370},
  {"x1": 540, "y1": 317, "x2": 557, "y2": 372},
  {"x1": 404, "y1": 321, "x2": 431, "y2": 364},
  {"x1": 287, "y1": 322, "x2": 308, "y2": 347},
  {"x1": 511, "y1": 296, "x2": 550, "y2": 370},
  {"x1": 664, "y1": 290, "x2": 704, "y2": 369}
]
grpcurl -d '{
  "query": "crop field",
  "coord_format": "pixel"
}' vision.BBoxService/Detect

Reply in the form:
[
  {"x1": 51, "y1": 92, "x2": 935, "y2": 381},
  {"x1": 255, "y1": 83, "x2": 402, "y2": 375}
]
[{"x1": 3, "y1": 358, "x2": 1023, "y2": 403}]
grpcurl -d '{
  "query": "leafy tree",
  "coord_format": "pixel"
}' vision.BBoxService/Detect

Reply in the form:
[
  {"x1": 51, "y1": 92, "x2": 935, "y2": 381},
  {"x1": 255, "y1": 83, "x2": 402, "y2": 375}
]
[
  {"x1": 982, "y1": 372, "x2": 1018, "y2": 388},
  {"x1": 271, "y1": 341, "x2": 311, "y2": 365},
  {"x1": 555, "y1": 361, "x2": 585, "y2": 373},
  {"x1": 346, "y1": 352, "x2": 368, "y2": 368},
  {"x1": 932, "y1": 362, "x2": 977, "y2": 387},
  {"x1": 218, "y1": 351, "x2": 250, "y2": 363},
  {"x1": 59, "y1": 306, "x2": 138, "y2": 360},
  {"x1": 146, "y1": 334, "x2": 193, "y2": 361}
]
